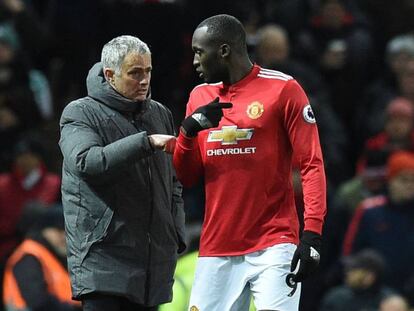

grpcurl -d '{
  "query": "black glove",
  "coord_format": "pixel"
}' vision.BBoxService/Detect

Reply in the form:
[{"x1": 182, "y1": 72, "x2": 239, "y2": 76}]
[
  {"x1": 181, "y1": 97, "x2": 232, "y2": 137},
  {"x1": 290, "y1": 230, "x2": 322, "y2": 282}
]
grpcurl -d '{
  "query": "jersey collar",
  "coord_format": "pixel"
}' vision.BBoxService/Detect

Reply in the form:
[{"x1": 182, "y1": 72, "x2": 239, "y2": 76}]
[{"x1": 221, "y1": 64, "x2": 260, "y2": 91}]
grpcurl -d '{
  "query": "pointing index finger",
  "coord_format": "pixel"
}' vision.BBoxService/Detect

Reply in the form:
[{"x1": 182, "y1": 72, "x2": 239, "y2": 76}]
[{"x1": 220, "y1": 102, "x2": 233, "y2": 109}]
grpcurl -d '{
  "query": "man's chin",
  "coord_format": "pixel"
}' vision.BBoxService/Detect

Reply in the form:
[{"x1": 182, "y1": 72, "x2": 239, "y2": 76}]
[
  {"x1": 203, "y1": 77, "x2": 217, "y2": 84},
  {"x1": 202, "y1": 75, "x2": 223, "y2": 84},
  {"x1": 133, "y1": 95, "x2": 147, "y2": 102}
]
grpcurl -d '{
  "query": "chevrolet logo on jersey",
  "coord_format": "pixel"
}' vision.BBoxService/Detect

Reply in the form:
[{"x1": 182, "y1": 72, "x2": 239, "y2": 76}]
[{"x1": 207, "y1": 126, "x2": 254, "y2": 145}]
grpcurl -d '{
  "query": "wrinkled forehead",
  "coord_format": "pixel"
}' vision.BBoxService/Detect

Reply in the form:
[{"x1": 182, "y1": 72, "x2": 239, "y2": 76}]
[{"x1": 122, "y1": 52, "x2": 152, "y2": 69}]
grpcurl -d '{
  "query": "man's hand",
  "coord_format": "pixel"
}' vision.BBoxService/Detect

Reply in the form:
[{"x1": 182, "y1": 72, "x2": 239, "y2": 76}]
[
  {"x1": 290, "y1": 230, "x2": 322, "y2": 282},
  {"x1": 148, "y1": 134, "x2": 176, "y2": 154},
  {"x1": 181, "y1": 97, "x2": 232, "y2": 137}
]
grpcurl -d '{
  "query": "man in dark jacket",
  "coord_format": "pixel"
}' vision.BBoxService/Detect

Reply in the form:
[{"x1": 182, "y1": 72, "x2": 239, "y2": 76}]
[{"x1": 59, "y1": 35, "x2": 185, "y2": 311}]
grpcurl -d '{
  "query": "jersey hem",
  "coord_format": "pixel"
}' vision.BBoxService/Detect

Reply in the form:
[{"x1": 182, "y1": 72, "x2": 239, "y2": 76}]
[{"x1": 198, "y1": 238, "x2": 299, "y2": 257}]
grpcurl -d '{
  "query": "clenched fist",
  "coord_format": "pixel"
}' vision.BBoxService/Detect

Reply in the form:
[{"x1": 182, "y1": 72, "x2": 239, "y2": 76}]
[{"x1": 148, "y1": 134, "x2": 176, "y2": 154}]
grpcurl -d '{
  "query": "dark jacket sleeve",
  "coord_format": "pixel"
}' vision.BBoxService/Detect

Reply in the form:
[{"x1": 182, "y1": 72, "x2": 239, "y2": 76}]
[
  {"x1": 14, "y1": 255, "x2": 81, "y2": 311},
  {"x1": 59, "y1": 101, "x2": 154, "y2": 180},
  {"x1": 342, "y1": 206, "x2": 369, "y2": 255},
  {"x1": 173, "y1": 171, "x2": 186, "y2": 253},
  {"x1": 165, "y1": 107, "x2": 186, "y2": 253}
]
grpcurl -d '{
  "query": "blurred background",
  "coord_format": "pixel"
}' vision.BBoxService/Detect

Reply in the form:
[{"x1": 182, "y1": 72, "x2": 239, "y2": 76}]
[{"x1": 1, "y1": 0, "x2": 414, "y2": 310}]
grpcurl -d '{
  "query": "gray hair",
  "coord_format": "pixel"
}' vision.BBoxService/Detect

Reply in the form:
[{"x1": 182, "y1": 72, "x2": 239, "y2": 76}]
[
  {"x1": 386, "y1": 34, "x2": 414, "y2": 60},
  {"x1": 101, "y1": 35, "x2": 151, "y2": 75}
]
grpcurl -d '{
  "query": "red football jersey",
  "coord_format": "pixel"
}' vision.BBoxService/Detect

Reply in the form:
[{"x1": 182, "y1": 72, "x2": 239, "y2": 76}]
[{"x1": 174, "y1": 65, "x2": 326, "y2": 256}]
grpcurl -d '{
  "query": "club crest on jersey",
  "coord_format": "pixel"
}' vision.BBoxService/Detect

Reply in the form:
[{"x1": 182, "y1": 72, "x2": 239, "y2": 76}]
[
  {"x1": 303, "y1": 104, "x2": 316, "y2": 124},
  {"x1": 247, "y1": 101, "x2": 264, "y2": 119},
  {"x1": 190, "y1": 306, "x2": 199, "y2": 311},
  {"x1": 207, "y1": 125, "x2": 254, "y2": 145}
]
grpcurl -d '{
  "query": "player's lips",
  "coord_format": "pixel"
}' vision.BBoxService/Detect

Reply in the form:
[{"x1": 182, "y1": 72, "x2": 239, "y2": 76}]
[{"x1": 195, "y1": 68, "x2": 204, "y2": 78}]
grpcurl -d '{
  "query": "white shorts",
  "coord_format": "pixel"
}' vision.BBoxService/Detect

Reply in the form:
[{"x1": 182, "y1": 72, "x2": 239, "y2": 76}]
[{"x1": 188, "y1": 243, "x2": 301, "y2": 311}]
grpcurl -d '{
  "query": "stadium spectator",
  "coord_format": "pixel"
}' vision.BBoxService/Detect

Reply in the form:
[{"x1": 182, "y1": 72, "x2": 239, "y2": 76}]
[
  {"x1": 0, "y1": 0, "x2": 50, "y2": 68},
  {"x1": 320, "y1": 249, "x2": 394, "y2": 311},
  {"x1": 0, "y1": 135, "x2": 60, "y2": 311},
  {"x1": 295, "y1": 0, "x2": 374, "y2": 130},
  {"x1": 2, "y1": 204, "x2": 81, "y2": 311},
  {"x1": 343, "y1": 151, "x2": 414, "y2": 296},
  {"x1": 356, "y1": 0, "x2": 414, "y2": 51},
  {"x1": 254, "y1": 23, "x2": 351, "y2": 186},
  {"x1": 354, "y1": 34, "x2": 414, "y2": 144},
  {"x1": 323, "y1": 150, "x2": 388, "y2": 278},
  {"x1": 0, "y1": 134, "x2": 60, "y2": 263},
  {"x1": 0, "y1": 32, "x2": 43, "y2": 170},
  {"x1": 358, "y1": 97, "x2": 414, "y2": 166}
]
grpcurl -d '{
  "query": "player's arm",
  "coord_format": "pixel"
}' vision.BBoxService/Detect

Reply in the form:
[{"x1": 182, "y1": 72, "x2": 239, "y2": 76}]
[
  {"x1": 173, "y1": 136, "x2": 203, "y2": 188},
  {"x1": 174, "y1": 93, "x2": 231, "y2": 187},
  {"x1": 173, "y1": 94, "x2": 204, "y2": 187},
  {"x1": 282, "y1": 80, "x2": 327, "y2": 234},
  {"x1": 281, "y1": 79, "x2": 327, "y2": 282}
]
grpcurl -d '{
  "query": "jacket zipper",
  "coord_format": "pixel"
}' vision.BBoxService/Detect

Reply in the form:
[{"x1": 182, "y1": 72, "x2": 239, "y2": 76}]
[{"x1": 144, "y1": 161, "x2": 153, "y2": 305}]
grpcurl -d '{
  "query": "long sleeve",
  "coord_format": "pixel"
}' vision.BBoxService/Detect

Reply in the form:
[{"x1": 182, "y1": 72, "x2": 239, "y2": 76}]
[
  {"x1": 280, "y1": 79, "x2": 327, "y2": 234},
  {"x1": 173, "y1": 132, "x2": 204, "y2": 188},
  {"x1": 59, "y1": 102, "x2": 153, "y2": 181},
  {"x1": 173, "y1": 94, "x2": 204, "y2": 188}
]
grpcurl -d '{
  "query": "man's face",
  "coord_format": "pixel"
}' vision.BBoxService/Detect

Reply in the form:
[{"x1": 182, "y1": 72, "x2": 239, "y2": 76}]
[
  {"x1": 389, "y1": 171, "x2": 414, "y2": 203},
  {"x1": 15, "y1": 151, "x2": 41, "y2": 176},
  {"x1": 385, "y1": 116, "x2": 413, "y2": 140},
  {"x1": 399, "y1": 62, "x2": 414, "y2": 98},
  {"x1": 111, "y1": 52, "x2": 151, "y2": 102},
  {"x1": 192, "y1": 26, "x2": 226, "y2": 83},
  {"x1": 0, "y1": 42, "x2": 13, "y2": 65},
  {"x1": 345, "y1": 268, "x2": 376, "y2": 290},
  {"x1": 42, "y1": 228, "x2": 67, "y2": 257},
  {"x1": 257, "y1": 31, "x2": 289, "y2": 67}
]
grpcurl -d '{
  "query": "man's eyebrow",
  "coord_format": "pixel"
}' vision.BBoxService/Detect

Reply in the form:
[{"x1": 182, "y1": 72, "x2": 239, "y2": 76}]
[{"x1": 128, "y1": 66, "x2": 152, "y2": 70}]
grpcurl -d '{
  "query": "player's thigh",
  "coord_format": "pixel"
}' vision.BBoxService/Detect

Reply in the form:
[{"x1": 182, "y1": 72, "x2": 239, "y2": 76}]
[
  {"x1": 248, "y1": 243, "x2": 301, "y2": 311},
  {"x1": 189, "y1": 256, "x2": 250, "y2": 311}
]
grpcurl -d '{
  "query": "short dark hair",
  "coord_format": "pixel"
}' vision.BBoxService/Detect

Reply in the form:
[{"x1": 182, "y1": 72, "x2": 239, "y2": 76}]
[
  {"x1": 197, "y1": 14, "x2": 247, "y2": 54},
  {"x1": 344, "y1": 249, "x2": 385, "y2": 277}
]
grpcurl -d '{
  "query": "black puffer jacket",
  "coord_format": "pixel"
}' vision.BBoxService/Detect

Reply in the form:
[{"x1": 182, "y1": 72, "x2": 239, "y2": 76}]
[{"x1": 59, "y1": 62, "x2": 185, "y2": 306}]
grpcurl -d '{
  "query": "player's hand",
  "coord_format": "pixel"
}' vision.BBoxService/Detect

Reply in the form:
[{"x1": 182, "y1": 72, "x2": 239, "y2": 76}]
[
  {"x1": 148, "y1": 134, "x2": 176, "y2": 154},
  {"x1": 181, "y1": 97, "x2": 232, "y2": 137},
  {"x1": 290, "y1": 230, "x2": 321, "y2": 282}
]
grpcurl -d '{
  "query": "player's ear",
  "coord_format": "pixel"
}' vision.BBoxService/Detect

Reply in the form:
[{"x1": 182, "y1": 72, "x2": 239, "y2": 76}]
[{"x1": 219, "y1": 44, "x2": 231, "y2": 58}]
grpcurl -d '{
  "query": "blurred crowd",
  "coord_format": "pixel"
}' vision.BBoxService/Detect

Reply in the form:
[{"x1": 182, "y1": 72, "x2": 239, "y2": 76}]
[{"x1": 1, "y1": 0, "x2": 414, "y2": 310}]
